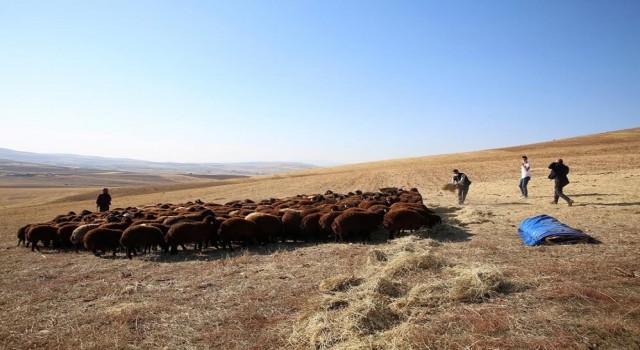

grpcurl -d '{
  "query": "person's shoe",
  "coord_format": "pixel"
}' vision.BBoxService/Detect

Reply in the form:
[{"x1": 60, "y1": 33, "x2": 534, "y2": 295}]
[
  {"x1": 550, "y1": 201, "x2": 557, "y2": 204},
  {"x1": 568, "y1": 199, "x2": 574, "y2": 206}
]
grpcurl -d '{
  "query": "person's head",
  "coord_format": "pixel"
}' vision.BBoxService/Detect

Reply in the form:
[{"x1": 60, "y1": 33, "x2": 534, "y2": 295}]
[
  {"x1": 452, "y1": 169, "x2": 459, "y2": 175},
  {"x1": 103, "y1": 188, "x2": 109, "y2": 194},
  {"x1": 556, "y1": 159, "x2": 563, "y2": 164},
  {"x1": 522, "y1": 155, "x2": 528, "y2": 161}
]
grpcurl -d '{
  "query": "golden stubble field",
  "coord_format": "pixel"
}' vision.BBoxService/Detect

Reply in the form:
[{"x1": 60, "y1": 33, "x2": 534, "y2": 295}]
[{"x1": 1, "y1": 128, "x2": 639, "y2": 349}]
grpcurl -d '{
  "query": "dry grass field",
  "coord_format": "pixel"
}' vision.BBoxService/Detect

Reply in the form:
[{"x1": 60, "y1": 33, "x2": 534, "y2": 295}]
[{"x1": 1, "y1": 128, "x2": 639, "y2": 349}]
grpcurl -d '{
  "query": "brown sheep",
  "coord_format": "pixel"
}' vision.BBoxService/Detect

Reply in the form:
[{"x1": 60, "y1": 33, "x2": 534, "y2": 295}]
[
  {"x1": 165, "y1": 216, "x2": 218, "y2": 254},
  {"x1": 281, "y1": 210, "x2": 304, "y2": 242},
  {"x1": 120, "y1": 225, "x2": 168, "y2": 259},
  {"x1": 218, "y1": 217, "x2": 259, "y2": 250},
  {"x1": 70, "y1": 224, "x2": 101, "y2": 252},
  {"x1": 383, "y1": 209, "x2": 429, "y2": 239},
  {"x1": 99, "y1": 217, "x2": 133, "y2": 231},
  {"x1": 17, "y1": 224, "x2": 33, "y2": 246},
  {"x1": 245, "y1": 213, "x2": 281, "y2": 244},
  {"x1": 26, "y1": 224, "x2": 58, "y2": 252},
  {"x1": 57, "y1": 223, "x2": 79, "y2": 248},
  {"x1": 83, "y1": 228, "x2": 123, "y2": 256},
  {"x1": 331, "y1": 211, "x2": 383, "y2": 242},
  {"x1": 319, "y1": 211, "x2": 343, "y2": 240},
  {"x1": 300, "y1": 212, "x2": 326, "y2": 242}
]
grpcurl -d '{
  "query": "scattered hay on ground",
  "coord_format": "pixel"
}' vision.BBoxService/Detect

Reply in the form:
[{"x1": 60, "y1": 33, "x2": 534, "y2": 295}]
[
  {"x1": 382, "y1": 252, "x2": 447, "y2": 278},
  {"x1": 446, "y1": 264, "x2": 507, "y2": 302},
  {"x1": 367, "y1": 249, "x2": 388, "y2": 264},
  {"x1": 319, "y1": 275, "x2": 364, "y2": 293},
  {"x1": 455, "y1": 206, "x2": 496, "y2": 225},
  {"x1": 291, "y1": 239, "x2": 515, "y2": 349}
]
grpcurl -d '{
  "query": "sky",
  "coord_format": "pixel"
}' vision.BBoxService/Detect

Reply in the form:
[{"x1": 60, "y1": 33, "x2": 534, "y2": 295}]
[{"x1": 0, "y1": 0, "x2": 638, "y2": 165}]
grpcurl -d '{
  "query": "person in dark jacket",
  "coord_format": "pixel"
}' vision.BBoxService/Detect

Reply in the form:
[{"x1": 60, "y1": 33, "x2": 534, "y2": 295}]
[
  {"x1": 548, "y1": 159, "x2": 574, "y2": 206},
  {"x1": 452, "y1": 169, "x2": 471, "y2": 205},
  {"x1": 96, "y1": 188, "x2": 112, "y2": 212}
]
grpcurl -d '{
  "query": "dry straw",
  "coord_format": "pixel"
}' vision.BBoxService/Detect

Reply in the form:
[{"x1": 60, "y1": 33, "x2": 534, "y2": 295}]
[
  {"x1": 382, "y1": 252, "x2": 447, "y2": 278},
  {"x1": 442, "y1": 183, "x2": 457, "y2": 192},
  {"x1": 319, "y1": 275, "x2": 364, "y2": 293},
  {"x1": 446, "y1": 264, "x2": 506, "y2": 302}
]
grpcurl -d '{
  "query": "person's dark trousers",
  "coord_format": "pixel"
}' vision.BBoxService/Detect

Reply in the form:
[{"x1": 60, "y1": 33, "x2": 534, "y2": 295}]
[
  {"x1": 99, "y1": 206, "x2": 109, "y2": 212},
  {"x1": 553, "y1": 181, "x2": 572, "y2": 204},
  {"x1": 519, "y1": 176, "x2": 530, "y2": 197},
  {"x1": 457, "y1": 185, "x2": 469, "y2": 204}
]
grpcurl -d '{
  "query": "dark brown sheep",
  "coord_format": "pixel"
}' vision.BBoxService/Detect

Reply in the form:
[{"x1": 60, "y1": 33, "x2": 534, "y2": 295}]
[
  {"x1": 331, "y1": 211, "x2": 383, "y2": 242},
  {"x1": 17, "y1": 224, "x2": 33, "y2": 246},
  {"x1": 120, "y1": 225, "x2": 168, "y2": 259},
  {"x1": 83, "y1": 228, "x2": 123, "y2": 256},
  {"x1": 300, "y1": 212, "x2": 326, "y2": 242},
  {"x1": 218, "y1": 217, "x2": 259, "y2": 250},
  {"x1": 99, "y1": 217, "x2": 133, "y2": 231},
  {"x1": 245, "y1": 213, "x2": 281, "y2": 244},
  {"x1": 165, "y1": 216, "x2": 218, "y2": 254},
  {"x1": 319, "y1": 211, "x2": 343, "y2": 240},
  {"x1": 26, "y1": 224, "x2": 58, "y2": 252},
  {"x1": 383, "y1": 209, "x2": 428, "y2": 239},
  {"x1": 281, "y1": 210, "x2": 304, "y2": 242},
  {"x1": 57, "y1": 223, "x2": 79, "y2": 248}
]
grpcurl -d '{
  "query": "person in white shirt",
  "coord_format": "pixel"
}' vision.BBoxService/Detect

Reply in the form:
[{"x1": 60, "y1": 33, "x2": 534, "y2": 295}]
[{"x1": 519, "y1": 156, "x2": 531, "y2": 198}]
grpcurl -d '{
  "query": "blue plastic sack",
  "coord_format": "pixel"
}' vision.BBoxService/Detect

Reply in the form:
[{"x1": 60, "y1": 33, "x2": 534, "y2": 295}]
[{"x1": 518, "y1": 214, "x2": 593, "y2": 246}]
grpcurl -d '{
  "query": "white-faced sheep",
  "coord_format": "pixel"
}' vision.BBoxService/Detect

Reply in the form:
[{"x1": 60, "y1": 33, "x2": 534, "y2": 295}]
[
  {"x1": 120, "y1": 225, "x2": 168, "y2": 259},
  {"x1": 70, "y1": 224, "x2": 101, "y2": 252}
]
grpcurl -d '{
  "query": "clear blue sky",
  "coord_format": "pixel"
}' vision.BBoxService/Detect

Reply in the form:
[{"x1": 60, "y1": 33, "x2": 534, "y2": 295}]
[{"x1": 1, "y1": 0, "x2": 638, "y2": 165}]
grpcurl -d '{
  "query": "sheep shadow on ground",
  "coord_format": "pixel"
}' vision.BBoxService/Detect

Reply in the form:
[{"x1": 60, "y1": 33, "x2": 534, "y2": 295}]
[{"x1": 141, "y1": 237, "x2": 391, "y2": 263}]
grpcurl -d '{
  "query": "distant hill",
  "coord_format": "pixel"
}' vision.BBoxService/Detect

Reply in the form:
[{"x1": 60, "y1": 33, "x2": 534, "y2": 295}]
[{"x1": 0, "y1": 147, "x2": 316, "y2": 175}]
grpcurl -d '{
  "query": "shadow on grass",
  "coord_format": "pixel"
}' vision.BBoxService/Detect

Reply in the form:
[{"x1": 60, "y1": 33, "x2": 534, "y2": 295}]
[
  {"x1": 492, "y1": 202, "x2": 532, "y2": 206},
  {"x1": 576, "y1": 202, "x2": 640, "y2": 207},
  {"x1": 570, "y1": 193, "x2": 618, "y2": 197}
]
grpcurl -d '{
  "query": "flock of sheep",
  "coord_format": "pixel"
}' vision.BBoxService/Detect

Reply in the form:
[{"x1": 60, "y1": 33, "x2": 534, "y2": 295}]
[{"x1": 16, "y1": 188, "x2": 441, "y2": 259}]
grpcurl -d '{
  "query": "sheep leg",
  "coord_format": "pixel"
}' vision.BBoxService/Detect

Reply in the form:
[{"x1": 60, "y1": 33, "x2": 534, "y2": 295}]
[
  {"x1": 180, "y1": 244, "x2": 187, "y2": 251},
  {"x1": 170, "y1": 245, "x2": 178, "y2": 255},
  {"x1": 126, "y1": 248, "x2": 133, "y2": 260},
  {"x1": 31, "y1": 242, "x2": 37, "y2": 252}
]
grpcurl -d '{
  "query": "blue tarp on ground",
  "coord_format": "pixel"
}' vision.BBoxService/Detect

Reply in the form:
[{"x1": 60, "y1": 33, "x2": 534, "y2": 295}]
[{"x1": 518, "y1": 214, "x2": 593, "y2": 246}]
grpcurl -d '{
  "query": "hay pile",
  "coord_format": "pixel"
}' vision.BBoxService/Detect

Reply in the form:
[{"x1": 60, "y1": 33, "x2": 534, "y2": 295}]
[
  {"x1": 441, "y1": 183, "x2": 457, "y2": 192},
  {"x1": 290, "y1": 235, "x2": 513, "y2": 349}
]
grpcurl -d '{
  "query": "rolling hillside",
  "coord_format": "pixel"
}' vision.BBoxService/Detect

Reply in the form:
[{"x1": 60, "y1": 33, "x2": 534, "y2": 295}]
[{"x1": 0, "y1": 128, "x2": 638, "y2": 349}]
